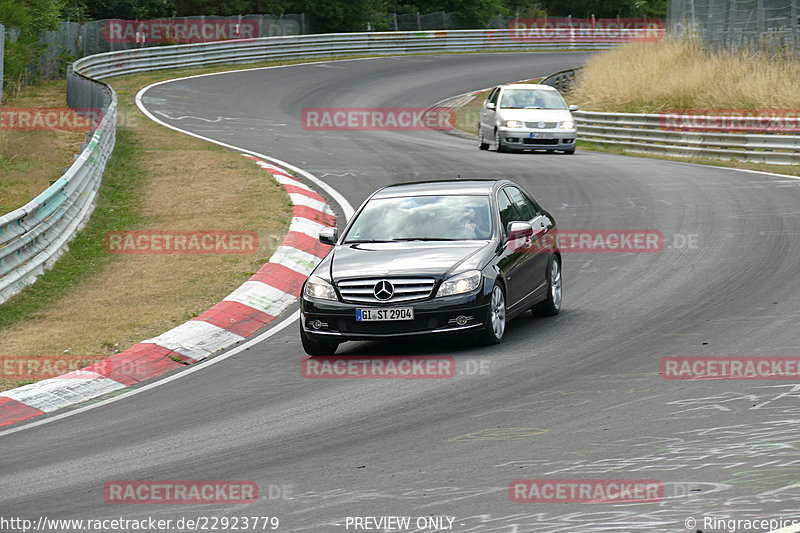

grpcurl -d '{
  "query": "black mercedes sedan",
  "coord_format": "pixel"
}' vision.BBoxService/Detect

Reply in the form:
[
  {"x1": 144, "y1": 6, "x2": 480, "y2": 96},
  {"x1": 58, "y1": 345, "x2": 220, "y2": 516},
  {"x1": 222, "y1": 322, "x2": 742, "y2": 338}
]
[{"x1": 299, "y1": 179, "x2": 561, "y2": 355}]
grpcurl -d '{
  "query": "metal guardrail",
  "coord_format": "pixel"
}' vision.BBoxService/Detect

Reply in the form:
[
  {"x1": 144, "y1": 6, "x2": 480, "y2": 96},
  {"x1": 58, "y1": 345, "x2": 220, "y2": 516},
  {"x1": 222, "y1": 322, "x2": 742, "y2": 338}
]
[
  {"x1": 540, "y1": 67, "x2": 580, "y2": 92},
  {"x1": 75, "y1": 30, "x2": 623, "y2": 80},
  {"x1": 0, "y1": 29, "x2": 637, "y2": 304},
  {"x1": 542, "y1": 68, "x2": 800, "y2": 165},
  {"x1": 0, "y1": 68, "x2": 115, "y2": 304},
  {"x1": 574, "y1": 110, "x2": 800, "y2": 165}
]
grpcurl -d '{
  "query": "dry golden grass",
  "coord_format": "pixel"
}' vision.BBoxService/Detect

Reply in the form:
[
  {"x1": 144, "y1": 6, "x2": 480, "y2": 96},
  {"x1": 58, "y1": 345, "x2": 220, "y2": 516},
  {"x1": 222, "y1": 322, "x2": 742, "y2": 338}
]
[
  {"x1": 0, "y1": 72, "x2": 291, "y2": 390},
  {"x1": 0, "y1": 81, "x2": 86, "y2": 213},
  {"x1": 569, "y1": 39, "x2": 800, "y2": 112}
]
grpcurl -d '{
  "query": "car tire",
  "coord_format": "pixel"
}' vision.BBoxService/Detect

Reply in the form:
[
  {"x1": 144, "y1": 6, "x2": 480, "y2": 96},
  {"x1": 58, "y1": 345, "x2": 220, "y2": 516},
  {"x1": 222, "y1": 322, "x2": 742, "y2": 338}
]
[
  {"x1": 479, "y1": 283, "x2": 506, "y2": 344},
  {"x1": 479, "y1": 130, "x2": 489, "y2": 150},
  {"x1": 300, "y1": 324, "x2": 339, "y2": 356},
  {"x1": 494, "y1": 130, "x2": 506, "y2": 153},
  {"x1": 532, "y1": 254, "x2": 562, "y2": 316}
]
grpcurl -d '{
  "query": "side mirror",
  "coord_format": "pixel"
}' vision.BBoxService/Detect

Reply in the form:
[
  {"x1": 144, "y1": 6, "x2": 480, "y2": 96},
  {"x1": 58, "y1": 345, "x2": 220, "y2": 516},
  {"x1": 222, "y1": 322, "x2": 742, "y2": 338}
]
[
  {"x1": 486, "y1": 102, "x2": 496, "y2": 110},
  {"x1": 569, "y1": 104, "x2": 579, "y2": 111},
  {"x1": 319, "y1": 227, "x2": 338, "y2": 246},
  {"x1": 507, "y1": 221, "x2": 533, "y2": 241}
]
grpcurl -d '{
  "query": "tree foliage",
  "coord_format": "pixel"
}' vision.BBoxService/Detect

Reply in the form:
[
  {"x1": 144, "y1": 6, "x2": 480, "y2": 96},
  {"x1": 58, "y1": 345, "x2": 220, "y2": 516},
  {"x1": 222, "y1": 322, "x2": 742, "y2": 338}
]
[{"x1": 70, "y1": 0, "x2": 667, "y2": 26}]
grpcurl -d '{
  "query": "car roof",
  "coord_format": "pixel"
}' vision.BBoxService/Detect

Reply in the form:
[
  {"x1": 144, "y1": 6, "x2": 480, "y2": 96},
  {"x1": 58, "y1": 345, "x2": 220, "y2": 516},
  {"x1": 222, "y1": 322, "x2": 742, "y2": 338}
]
[
  {"x1": 371, "y1": 179, "x2": 507, "y2": 198},
  {"x1": 498, "y1": 83, "x2": 557, "y2": 91}
]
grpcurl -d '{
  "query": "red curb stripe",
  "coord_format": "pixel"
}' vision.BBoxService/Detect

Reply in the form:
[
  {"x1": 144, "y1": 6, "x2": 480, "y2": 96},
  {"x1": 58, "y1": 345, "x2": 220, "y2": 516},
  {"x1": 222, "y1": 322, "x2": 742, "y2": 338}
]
[
  {"x1": 293, "y1": 205, "x2": 336, "y2": 226},
  {"x1": 282, "y1": 231, "x2": 332, "y2": 258},
  {"x1": 266, "y1": 168, "x2": 293, "y2": 178},
  {"x1": 194, "y1": 300, "x2": 274, "y2": 337},
  {"x1": 0, "y1": 397, "x2": 44, "y2": 428},
  {"x1": 249, "y1": 262, "x2": 307, "y2": 296},
  {"x1": 85, "y1": 343, "x2": 185, "y2": 386},
  {"x1": 283, "y1": 184, "x2": 325, "y2": 202}
]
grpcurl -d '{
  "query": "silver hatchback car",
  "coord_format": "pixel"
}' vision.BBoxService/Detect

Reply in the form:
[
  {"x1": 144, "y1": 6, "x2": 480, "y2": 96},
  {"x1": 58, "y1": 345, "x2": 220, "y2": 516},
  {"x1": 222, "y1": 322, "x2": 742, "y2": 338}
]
[{"x1": 478, "y1": 84, "x2": 578, "y2": 154}]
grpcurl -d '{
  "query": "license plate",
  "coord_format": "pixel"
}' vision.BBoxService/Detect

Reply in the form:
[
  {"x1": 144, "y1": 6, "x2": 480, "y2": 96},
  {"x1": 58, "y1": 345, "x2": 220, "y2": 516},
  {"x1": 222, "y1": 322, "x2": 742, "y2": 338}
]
[
  {"x1": 530, "y1": 132, "x2": 553, "y2": 139},
  {"x1": 356, "y1": 307, "x2": 414, "y2": 321}
]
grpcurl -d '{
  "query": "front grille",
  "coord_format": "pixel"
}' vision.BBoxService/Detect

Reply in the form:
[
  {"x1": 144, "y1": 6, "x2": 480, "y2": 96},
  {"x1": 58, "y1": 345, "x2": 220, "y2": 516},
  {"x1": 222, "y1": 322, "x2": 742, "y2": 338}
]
[
  {"x1": 523, "y1": 138, "x2": 559, "y2": 145},
  {"x1": 337, "y1": 278, "x2": 436, "y2": 303},
  {"x1": 525, "y1": 121, "x2": 559, "y2": 129},
  {"x1": 335, "y1": 316, "x2": 441, "y2": 335}
]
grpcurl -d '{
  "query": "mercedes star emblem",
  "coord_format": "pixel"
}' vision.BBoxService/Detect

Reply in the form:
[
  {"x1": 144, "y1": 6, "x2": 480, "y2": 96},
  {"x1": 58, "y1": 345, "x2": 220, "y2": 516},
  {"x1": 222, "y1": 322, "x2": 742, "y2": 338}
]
[{"x1": 373, "y1": 280, "x2": 394, "y2": 301}]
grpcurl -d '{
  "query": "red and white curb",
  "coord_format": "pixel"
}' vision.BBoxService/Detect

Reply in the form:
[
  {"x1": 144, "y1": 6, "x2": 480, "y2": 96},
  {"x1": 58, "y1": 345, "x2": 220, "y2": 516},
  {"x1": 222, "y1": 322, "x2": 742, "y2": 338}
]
[{"x1": 0, "y1": 156, "x2": 334, "y2": 428}]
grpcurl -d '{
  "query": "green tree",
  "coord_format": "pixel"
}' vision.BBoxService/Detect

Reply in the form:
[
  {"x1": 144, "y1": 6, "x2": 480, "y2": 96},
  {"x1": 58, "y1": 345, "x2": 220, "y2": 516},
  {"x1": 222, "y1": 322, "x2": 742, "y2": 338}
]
[
  {"x1": 294, "y1": 0, "x2": 387, "y2": 33},
  {"x1": 1, "y1": 0, "x2": 64, "y2": 92},
  {"x1": 85, "y1": 0, "x2": 175, "y2": 20}
]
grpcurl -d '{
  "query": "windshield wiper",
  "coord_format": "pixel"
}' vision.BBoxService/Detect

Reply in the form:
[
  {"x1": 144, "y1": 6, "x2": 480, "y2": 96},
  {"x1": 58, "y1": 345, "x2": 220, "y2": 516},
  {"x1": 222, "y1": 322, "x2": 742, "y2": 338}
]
[{"x1": 344, "y1": 239, "x2": 393, "y2": 244}]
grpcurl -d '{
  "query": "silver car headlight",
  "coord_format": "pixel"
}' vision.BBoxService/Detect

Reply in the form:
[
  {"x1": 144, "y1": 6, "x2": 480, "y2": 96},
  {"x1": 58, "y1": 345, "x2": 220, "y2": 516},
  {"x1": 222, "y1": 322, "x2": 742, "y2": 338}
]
[
  {"x1": 504, "y1": 120, "x2": 524, "y2": 128},
  {"x1": 560, "y1": 120, "x2": 575, "y2": 129},
  {"x1": 436, "y1": 270, "x2": 482, "y2": 297},
  {"x1": 305, "y1": 275, "x2": 337, "y2": 301}
]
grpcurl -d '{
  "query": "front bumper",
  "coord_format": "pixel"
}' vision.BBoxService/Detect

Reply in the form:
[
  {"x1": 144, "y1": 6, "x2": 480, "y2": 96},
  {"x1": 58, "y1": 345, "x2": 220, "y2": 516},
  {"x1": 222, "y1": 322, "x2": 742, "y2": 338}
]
[
  {"x1": 499, "y1": 127, "x2": 576, "y2": 150},
  {"x1": 300, "y1": 292, "x2": 490, "y2": 341}
]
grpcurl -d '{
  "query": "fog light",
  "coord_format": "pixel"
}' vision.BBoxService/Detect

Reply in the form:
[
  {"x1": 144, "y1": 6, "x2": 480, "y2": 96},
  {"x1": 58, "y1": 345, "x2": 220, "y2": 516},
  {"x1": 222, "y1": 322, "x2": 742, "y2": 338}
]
[
  {"x1": 456, "y1": 315, "x2": 468, "y2": 326},
  {"x1": 310, "y1": 319, "x2": 327, "y2": 330}
]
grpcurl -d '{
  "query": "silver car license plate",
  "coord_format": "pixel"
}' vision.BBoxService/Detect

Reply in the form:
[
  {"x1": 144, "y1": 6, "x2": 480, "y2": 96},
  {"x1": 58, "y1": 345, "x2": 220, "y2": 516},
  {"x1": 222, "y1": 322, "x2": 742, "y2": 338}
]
[
  {"x1": 530, "y1": 132, "x2": 552, "y2": 139},
  {"x1": 356, "y1": 307, "x2": 414, "y2": 321}
]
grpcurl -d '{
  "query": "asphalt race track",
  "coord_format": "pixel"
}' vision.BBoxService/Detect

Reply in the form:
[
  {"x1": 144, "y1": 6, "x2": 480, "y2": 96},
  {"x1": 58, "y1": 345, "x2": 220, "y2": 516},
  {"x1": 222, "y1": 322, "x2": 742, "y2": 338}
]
[{"x1": 2, "y1": 52, "x2": 800, "y2": 532}]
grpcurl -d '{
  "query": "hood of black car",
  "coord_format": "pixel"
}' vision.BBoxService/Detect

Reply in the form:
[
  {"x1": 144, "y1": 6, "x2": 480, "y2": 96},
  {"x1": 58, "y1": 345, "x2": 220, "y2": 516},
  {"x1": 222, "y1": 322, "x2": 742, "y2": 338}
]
[{"x1": 329, "y1": 241, "x2": 491, "y2": 280}]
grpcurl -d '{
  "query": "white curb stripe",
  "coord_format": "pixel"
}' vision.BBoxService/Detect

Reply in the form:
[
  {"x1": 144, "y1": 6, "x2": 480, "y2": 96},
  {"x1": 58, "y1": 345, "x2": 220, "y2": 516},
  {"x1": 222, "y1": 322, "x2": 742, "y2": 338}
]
[
  {"x1": 273, "y1": 173, "x2": 313, "y2": 191},
  {"x1": 289, "y1": 193, "x2": 329, "y2": 212},
  {"x1": 254, "y1": 160, "x2": 293, "y2": 176},
  {"x1": 3, "y1": 373, "x2": 126, "y2": 413},
  {"x1": 146, "y1": 321, "x2": 245, "y2": 362},
  {"x1": 225, "y1": 280, "x2": 296, "y2": 316},
  {"x1": 267, "y1": 246, "x2": 322, "y2": 276},
  {"x1": 289, "y1": 216, "x2": 329, "y2": 238}
]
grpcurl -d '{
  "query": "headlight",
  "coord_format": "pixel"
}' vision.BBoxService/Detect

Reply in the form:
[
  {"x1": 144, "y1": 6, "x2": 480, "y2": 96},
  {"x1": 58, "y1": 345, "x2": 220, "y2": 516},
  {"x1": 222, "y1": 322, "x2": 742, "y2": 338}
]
[
  {"x1": 436, "y1": 270, "x2": 482, "y2": 297},
  {"x1": 304, "y1": 275, "x2": 337, "y2": 301},
  {"x1": 560, "y1": 120, "x2": 575, "y2": 129},
  {"x1": 504, "y1": 120, "x2": 523, "y2": 128}
]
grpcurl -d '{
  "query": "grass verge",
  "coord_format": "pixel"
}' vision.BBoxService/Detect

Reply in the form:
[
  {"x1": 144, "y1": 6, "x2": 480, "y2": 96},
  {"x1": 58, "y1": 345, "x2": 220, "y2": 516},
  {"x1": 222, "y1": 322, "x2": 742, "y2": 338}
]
[
  {"x1": 0, "y1": 62, "x2": 306, "y2": 392},
  {"x1": 569, "y1": 38, "x2": 800, "y2": 112},
  {"x1": 0, "y1": 81, "x2": 86, "y2": 214}
]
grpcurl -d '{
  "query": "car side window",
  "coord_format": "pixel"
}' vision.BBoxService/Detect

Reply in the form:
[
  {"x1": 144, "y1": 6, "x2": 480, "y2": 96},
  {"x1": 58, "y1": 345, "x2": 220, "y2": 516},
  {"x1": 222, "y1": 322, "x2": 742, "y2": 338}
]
[
  {"x1": 487, "y1": 88, "x2": 500, "y2": 106},
  {"x1": 504, "y1": 187, "x2": 537, "y2": 221},
  {"x1": 497, "y1": 190, "x2": 521, "y2": 233}
]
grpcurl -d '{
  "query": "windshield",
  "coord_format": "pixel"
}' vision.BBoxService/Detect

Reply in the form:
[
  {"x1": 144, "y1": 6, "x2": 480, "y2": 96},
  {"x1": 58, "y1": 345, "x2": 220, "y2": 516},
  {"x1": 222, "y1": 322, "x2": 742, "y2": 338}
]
[
  {"x1": 344, "y1": 194, "x2": 493, "y2": 242},
  {"x1": 499, "y1": 89, "x2": 567, "y2": 110}
]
